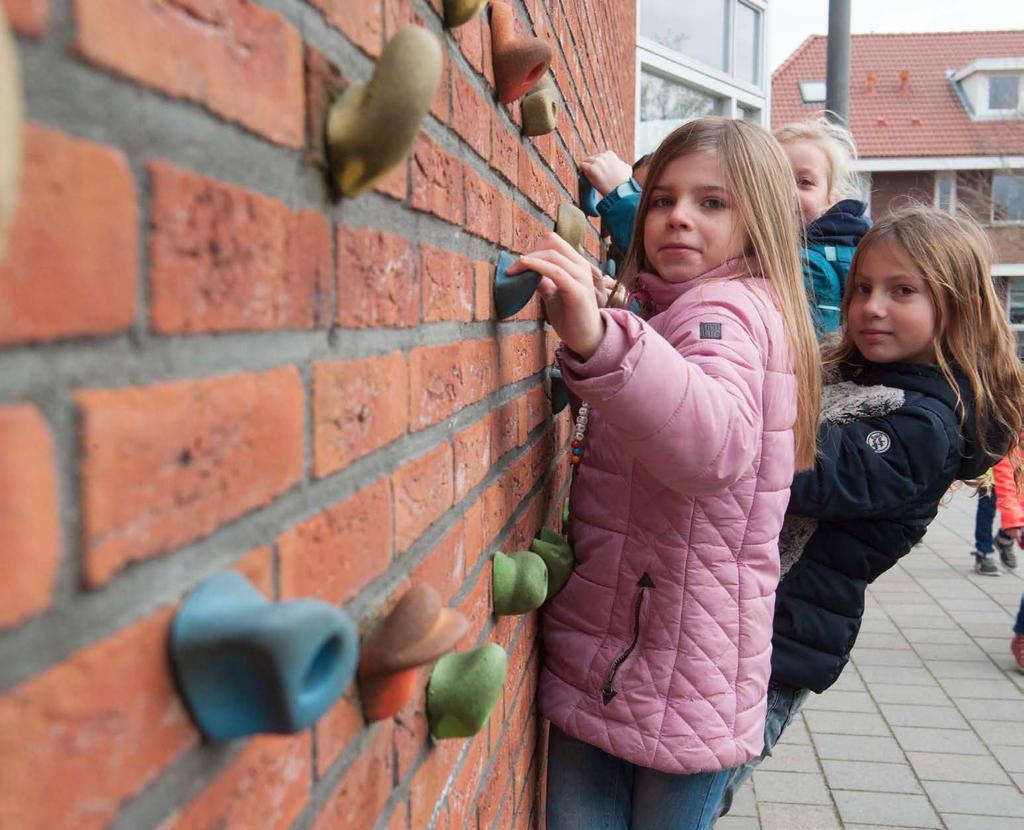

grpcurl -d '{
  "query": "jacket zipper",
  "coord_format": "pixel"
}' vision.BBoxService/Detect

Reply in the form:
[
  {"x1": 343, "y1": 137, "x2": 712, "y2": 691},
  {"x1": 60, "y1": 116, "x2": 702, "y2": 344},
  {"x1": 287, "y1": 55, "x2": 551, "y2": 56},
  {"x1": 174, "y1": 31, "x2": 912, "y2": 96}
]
[{"x1": 601, "y1": 572, "x2": 655, "y2": 705}]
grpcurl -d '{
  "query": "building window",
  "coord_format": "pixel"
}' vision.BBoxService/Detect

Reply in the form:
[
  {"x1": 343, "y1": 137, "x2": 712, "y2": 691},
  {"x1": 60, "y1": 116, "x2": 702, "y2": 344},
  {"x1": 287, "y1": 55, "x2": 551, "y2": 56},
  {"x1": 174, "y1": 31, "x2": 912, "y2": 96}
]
[
  {"x1": 739, "y1": 105, "x2": 761, "y2": 122},
  {"x1": 989, "y1": 75, "x2": 1020, "y2": 111},
  {"x1": 638, "y1": 70, "x2": 722, "y2": 155},
  {"x1": 639, "y1": 0, "x2": 727, "y2": 71},
  {"x1": 733, "y1": 1, "x2": 760, "y2": 86},
  {"x1": 993, "y1": 172, "x2": 1024, "y2": 223},
  {"x1": 935, "y1": 172, "x2": 957, "y2": 213},
  {"x1": 1005, "y1": 276, "x2": 1024, "y2": 358},
  {"x1": 799, "y1": 80, "x2": 827, "y2": 104}
]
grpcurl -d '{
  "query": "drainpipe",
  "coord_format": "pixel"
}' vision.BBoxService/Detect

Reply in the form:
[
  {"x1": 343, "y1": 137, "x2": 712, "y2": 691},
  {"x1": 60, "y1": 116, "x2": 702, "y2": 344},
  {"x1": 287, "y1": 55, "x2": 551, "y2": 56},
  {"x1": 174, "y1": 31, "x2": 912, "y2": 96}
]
[{"x1": 825, "y1": 0, "x2": 851, "y2": 125}]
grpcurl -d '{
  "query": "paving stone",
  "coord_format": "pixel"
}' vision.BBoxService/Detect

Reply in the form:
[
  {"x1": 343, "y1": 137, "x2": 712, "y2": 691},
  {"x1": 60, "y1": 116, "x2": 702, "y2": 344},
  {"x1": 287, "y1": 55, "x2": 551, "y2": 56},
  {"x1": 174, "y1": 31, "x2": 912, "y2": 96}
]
[
  {"x1": 804, "y1": 710, "x2": 891, "y2": 737},
  {"x1": 955, "y1": 698, "x2": 1024, "y2": 721},
  {"x1": 906, "y1": 751, "x2": 1011, "y2": 784},
  {"x1": 829, "y1": 670, "x2": 866, "y2": 692},
  {"x1": 911, "y1": 642, "x2": 991, "y2": 661},
  {"x1": 859, "y1": 616, "x2": 900, "y2": 634},
  {"x1": 868, "y1": 683, "x2": 950, "y2": 706},
  {"x1": 878, "y1": 703, "x2": 970, "y2": 729},
  {"x1": 832, "y1": 791, "x2": 941, "y2": 828},
  {"x1": 750, "y1": 771, "x2": 831, "y2": 805},
  {"x1": 758, "y1": 743, "x2": 820, "y2": 774},
  {"x1": 938, "y1": 676, "x2": 1022, "y2": 698},
  {"x1": 820, "y1": 759, "x2": 922, "y2": 793},
  {"x1": 989, "y1": 744, "x2": 1024, "y2": 772},
  {"x1": 777, "y1": 717, "x2": 810, "y2": 746},
  {"x1": 756, "y1": 803, "x2": 841, "y2": 830},
  {"x1": 924, "y1": 660, "x2": 1005, "y2": 680},
  {"x1": 812, "y1": 734, "x2": 906, "y2": 763},
  {"x1": 901, "y1": 628, "x2": 973, "y2": 645},
  {"x1": 803, "y1": 690, "x2": 877, "y2": 713},
  {"x1": 713, "y1": 817, "x2": 760, "y2": 830},
  {"x1": 887, "y1": 614, "x2": 960, "y2": 630},
  {"x1": 891, "y1": 726, "x2": 988, "y2": 755},
  {"x1": 729, "y1": 780, "x2": 758, "y2": 817},
  {"x1": 921, "y1": 780, "x2": 1024, "y2": 816},
  {"x1": 858, "y1": 665, "x2": 936, "y2": 686},
  {"x1": 850, "y1": 648, "x2": 925, "y2": 667},
  {"x1": 971, "y1": 719, "x2": 1024, "y2": 747},
  {"x1": 854, "y1": 631, "x2": 913, "y2": 649},
  {"x1": 943, "y1": 816, "x2": 1024, "y2": 830}
]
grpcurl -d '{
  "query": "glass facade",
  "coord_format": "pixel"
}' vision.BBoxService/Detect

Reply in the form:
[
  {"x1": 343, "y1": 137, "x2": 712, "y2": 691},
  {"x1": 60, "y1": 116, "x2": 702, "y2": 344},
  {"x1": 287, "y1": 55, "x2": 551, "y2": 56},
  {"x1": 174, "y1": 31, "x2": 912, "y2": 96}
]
[{"x1": 993, "y1": 173, "x2": 1024, "y2": 222}]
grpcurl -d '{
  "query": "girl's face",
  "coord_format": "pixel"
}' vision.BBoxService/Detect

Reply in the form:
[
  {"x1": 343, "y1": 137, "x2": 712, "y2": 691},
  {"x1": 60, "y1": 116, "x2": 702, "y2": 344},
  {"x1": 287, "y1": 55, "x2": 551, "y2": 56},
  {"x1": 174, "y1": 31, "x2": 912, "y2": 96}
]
[
  {"x1": 783, "y1": 140, "x2": 833, "y2": 225},
  {"x1": 643, "y1": 151, "x2": 745, "y2": 283},
  {"x1": 848, "y1": 239, "x2": 937, "y2": 365}
]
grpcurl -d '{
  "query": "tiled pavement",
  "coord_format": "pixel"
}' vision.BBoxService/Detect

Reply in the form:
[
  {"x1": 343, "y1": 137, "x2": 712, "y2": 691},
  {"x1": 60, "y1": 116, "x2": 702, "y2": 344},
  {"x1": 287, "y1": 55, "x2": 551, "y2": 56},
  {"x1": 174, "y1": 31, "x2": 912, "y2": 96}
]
[{"x1": 715, "y1": 487, "x2": 1024, "y2": 830}]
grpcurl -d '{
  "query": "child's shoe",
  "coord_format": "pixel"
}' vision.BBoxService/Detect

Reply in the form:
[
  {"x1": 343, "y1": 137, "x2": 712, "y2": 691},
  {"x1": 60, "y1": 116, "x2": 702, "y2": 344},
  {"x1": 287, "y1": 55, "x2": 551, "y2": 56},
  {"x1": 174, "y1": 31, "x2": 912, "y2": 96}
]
[
  {"x1": 996, "y1": 534, "x2": 1018, "y2": 570},
  {"x1": 1012, "y1": 634, "x2": 1024, "y2": 672},
  {"x1": 974, "y1": 553, "x2": 1001, "y2": 576}
]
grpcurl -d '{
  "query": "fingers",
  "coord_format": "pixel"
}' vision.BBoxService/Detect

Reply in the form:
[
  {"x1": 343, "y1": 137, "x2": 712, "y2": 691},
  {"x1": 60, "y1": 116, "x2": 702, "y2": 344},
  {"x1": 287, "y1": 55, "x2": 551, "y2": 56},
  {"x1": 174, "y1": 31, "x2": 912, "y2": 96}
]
[{"x1": 521, "y1": 248, "x2": 591, "y2": 289}]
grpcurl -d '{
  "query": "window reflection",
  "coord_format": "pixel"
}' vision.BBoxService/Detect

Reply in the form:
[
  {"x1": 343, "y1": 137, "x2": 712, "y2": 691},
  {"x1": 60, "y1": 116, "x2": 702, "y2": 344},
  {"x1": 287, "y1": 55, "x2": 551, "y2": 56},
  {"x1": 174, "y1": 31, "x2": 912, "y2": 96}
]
[
  {"x1": 734, "y1": 2, "x2": 759, "y2": 85},
  {"x1": 638, "y1": 70, "x2": 722, "y2": 154},
  {"x1": 639, "y1": 0, "x2": 727, "y2": 71}
]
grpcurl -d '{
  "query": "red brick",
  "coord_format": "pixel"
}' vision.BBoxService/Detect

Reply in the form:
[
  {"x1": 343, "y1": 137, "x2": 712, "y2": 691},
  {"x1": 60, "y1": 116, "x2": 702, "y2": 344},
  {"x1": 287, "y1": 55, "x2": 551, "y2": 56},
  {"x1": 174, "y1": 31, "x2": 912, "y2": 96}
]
[
  {"x1": 234, "y1": 546, "x2": 274, "y2": 599},
  {"x1": 393, "y1": 443, "x2": 454, "y2": 553},
  {"x1": 0, "y1": 608, "x2": 198, "y2": 830},
  {"x1": 162, "y1": 733, "x2": 310, "y2": 830},
  {"x1": 313, "y1": 353, "x2": 409, "y2": 478},
  {"x1": 453, "y1": 14, "x2": 486, "y2": 75},
  {"x1": 422, "y1": 245, "x2": 474, "y2": 323},
  {"x1": 409, "y1": 741, "x2": 461, "y2": 830},
  {"x1": 491, "y1": 401, "x2": 522, "y2": 461},
  {"x1": 312, "y1": 722, "x2": 395, "y2": 830},
  {"x1": 337, "y1": 226, "x2": 419, "y2": 328},
  {"x1": 408, "y1": 339, "x2": 499, "y2": 430},
  {"x1": 499, "y1": 332, "x2": 547, "y2": 386},
  {"x1": 518, "y1": 146, "x2": 552, "y2": 214},
  {"x1": 473, "y1": 259, "x2": 497, "y2": 321},
  {"x1": 453, "y1": 416, "x2": 492, "y2": 501},
  {"x1": 412, "y1": 520, "x2": 466, "y2": 602},
  {"x1": 456, "y1": 568, "x2": 491, "y2": 648},
  {"x1": 3, "y1": 0, "x2": 47, "y2": 35},
  {"x1": 447, "y1": 735, "x2": 487, "y2": 830},
  {"x1": 314, "y1": 689, "x2": 364, "y2": 776},
  {"x1": 464, "y1": 170, "x2": 502, "y2": 243},
  {"x1": 373, "y1": 161, "x2": 409, "y2": 201},
  {"x1": 303, "y1": 45, "x2": 347, "y2": 167},
  {"x1": 514, "y1": 204, "x2": 542, "y2": 253},
  {"x1": 77, "y1": 368, "x2": 304, "y2": 586},
  {"x1": 149, "y1": 162, "x2": 331, "y2": 333},
  {"x1": 491, "y1": 118, "x2": 520, "y2": 187},
  {"x1": 278, "y1": 478, "x2": 392, "y2": 605},
  {"x1": 75, "y1": 0, "x2": 303, "y2": 148},
  {"x1": 0, "y1": 124, "x2": 136, "y2": 345},
  {"x1": 452, "y1": 69, "x2": 491, "y2": 160},
  {"x1": 0, "y1": 405, "x2": 59, "y2": 628},
  {"x1": 524, "y1": 385, "x2": 548, "y2": 437},
  {"x1": 411, "y1": 134, "x2": 465, "y2": 226},
  {"x1": 463, "y1": 500, "x2": 486, "y2": 570},
  {"x1": 308, "y1": 0, "x2": 380, "y2": 56},
  {"x1": 393, "y1": 679, "x2": 429, "y2": 781}
]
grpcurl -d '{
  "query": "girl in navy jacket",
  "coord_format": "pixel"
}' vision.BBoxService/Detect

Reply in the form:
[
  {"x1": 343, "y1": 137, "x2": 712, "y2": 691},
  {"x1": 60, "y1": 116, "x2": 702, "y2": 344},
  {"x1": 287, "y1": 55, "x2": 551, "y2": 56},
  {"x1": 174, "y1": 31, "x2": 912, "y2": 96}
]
[{"x1": 717, "y1": 205, "x2": 1024, "y2": 816}]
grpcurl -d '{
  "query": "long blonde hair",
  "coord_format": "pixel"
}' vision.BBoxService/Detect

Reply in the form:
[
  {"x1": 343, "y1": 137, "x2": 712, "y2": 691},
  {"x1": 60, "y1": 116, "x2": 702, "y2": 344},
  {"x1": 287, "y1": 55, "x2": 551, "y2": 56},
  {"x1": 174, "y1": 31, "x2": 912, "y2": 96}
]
[
  {"x1": 826, "y1": 205, "x2": 1024, "y2": 482},
  {"x1": 773, "y1": 117, "x2": 862, "y2": 203},
  {"x1": 615, "y1": 117, "x2": 821, "y2": 470}
]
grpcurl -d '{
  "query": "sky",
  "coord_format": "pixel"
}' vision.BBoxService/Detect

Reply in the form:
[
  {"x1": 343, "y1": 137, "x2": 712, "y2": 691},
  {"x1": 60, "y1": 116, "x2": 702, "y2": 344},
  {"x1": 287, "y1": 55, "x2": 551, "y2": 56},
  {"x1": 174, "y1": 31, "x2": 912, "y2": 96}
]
[{"x1": 769, "y1": 0, "x2": 1024, "y2": 72}]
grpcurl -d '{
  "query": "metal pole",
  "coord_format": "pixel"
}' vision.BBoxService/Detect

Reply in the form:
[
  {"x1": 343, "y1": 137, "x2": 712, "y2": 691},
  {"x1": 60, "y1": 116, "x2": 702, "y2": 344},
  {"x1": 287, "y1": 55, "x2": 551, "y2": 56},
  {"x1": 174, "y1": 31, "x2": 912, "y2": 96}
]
[{"x1": 825, "y1": 0, "x2": 851, "y2": 125}]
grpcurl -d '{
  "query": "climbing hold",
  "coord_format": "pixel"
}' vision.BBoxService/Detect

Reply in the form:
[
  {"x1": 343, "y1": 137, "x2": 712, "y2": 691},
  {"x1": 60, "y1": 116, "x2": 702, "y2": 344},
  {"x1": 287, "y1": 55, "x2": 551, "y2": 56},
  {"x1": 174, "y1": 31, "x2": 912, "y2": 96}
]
[
  {"x1": 358, "y1": 583, "x2": 468, "y2": 722},
  {"x1": 555, "y1": 202, "x2": 587, "y2": 251},
  {"x1": 494, "y1": 250, "x2": 541, "y2": 319},
  {"x1": 549, "y1": 365, "x2": 569, "y2": 414},
  {"x1": 444, "y1": 0, "x2": 489, "y2": 28},
  {"x1": 492, "y1": 550, "x2": 548, "y2": 615},
  {"x1": 169, "y1": 572, "x2": 358, "y2": 741},
  {"x1": 602, "y1": 258, "x2": 617, "y2": 278},
  {"x1": 490, "y1": 1, "x2": 552, "y2": 104},
  {"x1": 521, "y1": 74, "x2": 558, "y2": 137},
  {"x1": 326, "y1": 26, "x2": 442, "y2": 198},
  {"x1": 578, "y1": 170, "x2": 600, "y2": 217},
  {"x1": 427, "y1": 643, "x2": 508, "y2": 738},
  {"x1": 530, "y1": 528, "x2": 575, "y2": 599}
]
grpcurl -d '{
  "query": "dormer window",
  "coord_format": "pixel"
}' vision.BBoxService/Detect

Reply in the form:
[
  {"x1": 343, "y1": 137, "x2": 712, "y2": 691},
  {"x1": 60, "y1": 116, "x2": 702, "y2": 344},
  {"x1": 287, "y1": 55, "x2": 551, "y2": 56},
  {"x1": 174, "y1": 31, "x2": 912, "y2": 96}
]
[
  {"x1": 951, "y1": 59, "x2": 1024, "y2": 119},
  {"x1": 799, "y1": 80, "x2": 826, "y2": 104}
]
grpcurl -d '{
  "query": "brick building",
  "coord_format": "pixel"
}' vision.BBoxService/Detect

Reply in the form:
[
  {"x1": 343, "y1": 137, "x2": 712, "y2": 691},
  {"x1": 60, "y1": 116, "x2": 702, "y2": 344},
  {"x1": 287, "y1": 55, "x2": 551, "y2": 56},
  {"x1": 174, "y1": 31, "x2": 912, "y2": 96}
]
[
  {"x1": 0, "y1": 1, "x2": 635, "y2": 828},
  {"x1": 772, "y1": 30, "x2": 1024, "y2": 354}
]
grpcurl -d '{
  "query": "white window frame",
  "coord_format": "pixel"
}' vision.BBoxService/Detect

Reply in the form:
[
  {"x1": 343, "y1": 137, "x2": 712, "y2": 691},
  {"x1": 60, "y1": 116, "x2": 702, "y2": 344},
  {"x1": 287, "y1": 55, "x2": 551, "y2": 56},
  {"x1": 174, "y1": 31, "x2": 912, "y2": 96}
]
[
  {"x1": 991, "y1": 171, "x2": 1024, "y2": 226},
  {"x1": 998, "y1": 270, "x2": 1024, "y2": 356},
  {"x1": 635, "y1": 0, "x2": 768, "y2": 156},
  {"x1": 934, "y1": 172, "x2": 957, "y2": 213},
  {"x1": 986, "y1": 74, "x2": 1021, "y2": 114}
]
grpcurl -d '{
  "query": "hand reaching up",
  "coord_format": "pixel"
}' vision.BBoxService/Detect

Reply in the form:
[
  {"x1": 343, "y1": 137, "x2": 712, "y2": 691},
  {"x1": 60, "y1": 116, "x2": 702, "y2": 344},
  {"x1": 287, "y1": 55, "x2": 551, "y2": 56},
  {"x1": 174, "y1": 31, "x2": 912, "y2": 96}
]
[
  {"x1": 580, "y1": 150, "x2": 633, "y2": 197},
  {"x1": 506, "y1": 232, "x2": 606, "y2": 360}
]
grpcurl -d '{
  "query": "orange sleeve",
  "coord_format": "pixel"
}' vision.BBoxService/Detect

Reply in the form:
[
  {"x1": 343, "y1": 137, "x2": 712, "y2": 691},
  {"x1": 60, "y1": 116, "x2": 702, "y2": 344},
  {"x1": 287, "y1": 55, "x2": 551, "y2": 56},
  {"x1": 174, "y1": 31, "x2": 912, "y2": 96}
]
[{"x1": 993, "y1": 455, "x2": 1024, "y2": 529}]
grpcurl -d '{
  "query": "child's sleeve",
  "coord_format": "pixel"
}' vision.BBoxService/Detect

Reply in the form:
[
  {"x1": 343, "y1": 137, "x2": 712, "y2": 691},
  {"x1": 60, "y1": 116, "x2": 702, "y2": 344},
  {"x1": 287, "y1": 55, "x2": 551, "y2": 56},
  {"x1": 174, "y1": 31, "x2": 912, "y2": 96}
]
[
  {"x1": 993, "y1": 455, "x2": 1024, "y2": 528},
  {"x1": 557, "y1": 288, "x2": 768, "y2": 495},
  {"x1": 596, "y1": 179, "x2": 641, "y2": 253},
  {"x1": 788, "y1": 403, "x2": 955, "y2": 521}
]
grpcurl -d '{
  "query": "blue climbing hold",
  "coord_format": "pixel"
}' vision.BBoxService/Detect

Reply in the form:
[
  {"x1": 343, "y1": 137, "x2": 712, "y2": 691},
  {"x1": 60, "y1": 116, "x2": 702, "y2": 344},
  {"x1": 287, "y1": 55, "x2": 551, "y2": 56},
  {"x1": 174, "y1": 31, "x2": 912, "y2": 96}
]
[
  {"x1": 494, "y1": 250, "x2": 541, "y2": 319},
  {"x1": 550, "y1": 365, "x2": 569, "y2": 414},
  {"x1": 578, "y1": 170, "x2": 600, "y2": 217}
]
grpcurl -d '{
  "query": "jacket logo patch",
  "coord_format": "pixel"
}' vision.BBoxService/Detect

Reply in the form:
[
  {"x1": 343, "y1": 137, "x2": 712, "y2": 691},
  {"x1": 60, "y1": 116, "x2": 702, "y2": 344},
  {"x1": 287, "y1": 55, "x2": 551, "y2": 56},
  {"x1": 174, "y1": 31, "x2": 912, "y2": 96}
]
[
  {"x1": 699, "y1": 322, "x2": 722, "y2": 340},
  {"x1": 865, "y1": 430, "x2": 891, "y2": 453}
]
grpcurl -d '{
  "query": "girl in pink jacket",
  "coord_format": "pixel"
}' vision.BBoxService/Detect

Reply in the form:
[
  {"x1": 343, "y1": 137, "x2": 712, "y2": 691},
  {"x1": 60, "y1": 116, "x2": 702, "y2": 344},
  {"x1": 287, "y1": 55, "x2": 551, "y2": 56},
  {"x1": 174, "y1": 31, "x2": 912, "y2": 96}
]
[{"x1": 507, "y1": 118, "x2": 821, "y2": 830}]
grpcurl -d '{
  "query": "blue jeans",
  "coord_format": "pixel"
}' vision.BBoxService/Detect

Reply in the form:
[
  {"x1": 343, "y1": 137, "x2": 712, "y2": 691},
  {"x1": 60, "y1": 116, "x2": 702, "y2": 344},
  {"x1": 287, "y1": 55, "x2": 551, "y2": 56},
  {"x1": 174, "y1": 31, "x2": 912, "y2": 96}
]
[
  {"x1": 975, "y1": 489, "x2": 997, "y2": 554},
  {"x1": 545, "y1": 726, "x2": 732, "y2": 830},
  {"x1": 715, "y1": 683, "x2": 811, "y2": 818},
  {"x1": 1015, "y1": 595, "x2": 1024, "y2": 636}
]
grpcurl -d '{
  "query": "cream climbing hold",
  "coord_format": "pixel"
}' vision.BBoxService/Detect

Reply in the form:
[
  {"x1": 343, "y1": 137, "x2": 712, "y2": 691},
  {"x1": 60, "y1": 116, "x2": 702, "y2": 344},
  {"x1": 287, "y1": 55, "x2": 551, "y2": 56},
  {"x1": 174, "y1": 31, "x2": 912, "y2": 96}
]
[
  {"x1": 444, "y1": 0, "x2": 489, "y2": 29},
  {"x1": 326, "y1": 26, "x2": 442, "y2": 198},
  {"x1": 555, "y1": 202, "x2": 587, "y2": 252},
  {"x1": 490, "y1": 1, "x2": 552, "y2": 104},
  {"x1": 0, "y1": 6, "x2": 22, "y2": 254},
  {"x1": 521, "y1": 74, "x2": 558, "y2": 137}
]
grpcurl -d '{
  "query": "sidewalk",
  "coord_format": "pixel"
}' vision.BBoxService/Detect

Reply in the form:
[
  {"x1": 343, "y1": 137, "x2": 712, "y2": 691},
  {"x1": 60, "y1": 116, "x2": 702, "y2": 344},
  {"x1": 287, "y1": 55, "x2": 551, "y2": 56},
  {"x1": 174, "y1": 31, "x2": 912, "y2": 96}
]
[{"x1": 716, "y1": 487, "x2": 1024, "y2": 830}]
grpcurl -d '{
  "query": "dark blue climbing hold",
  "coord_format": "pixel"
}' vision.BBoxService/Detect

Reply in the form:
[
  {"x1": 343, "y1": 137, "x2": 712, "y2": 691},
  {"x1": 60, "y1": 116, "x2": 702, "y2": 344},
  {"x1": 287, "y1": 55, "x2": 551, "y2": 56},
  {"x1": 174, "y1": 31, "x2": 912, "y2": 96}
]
[
  {"x1": 578, "y1": 170, "x2": 600, "y2": 217},
  {"x1": 550, "y1": 365, "x2": 569, "y2": 414},
  {"x1": 169, "y1": 571, "x2": 358, "y2": 741},
  {"x1": 494, "y1": 250, "x2": 541, "y2": 319}
]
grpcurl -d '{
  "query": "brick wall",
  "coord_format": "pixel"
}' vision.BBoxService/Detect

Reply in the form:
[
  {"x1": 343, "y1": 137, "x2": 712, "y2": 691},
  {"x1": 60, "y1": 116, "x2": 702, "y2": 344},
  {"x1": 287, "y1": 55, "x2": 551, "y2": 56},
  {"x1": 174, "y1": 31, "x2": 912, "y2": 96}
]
[{"x1": 0, "y1": 1, "x2": 635, "y2": 829}]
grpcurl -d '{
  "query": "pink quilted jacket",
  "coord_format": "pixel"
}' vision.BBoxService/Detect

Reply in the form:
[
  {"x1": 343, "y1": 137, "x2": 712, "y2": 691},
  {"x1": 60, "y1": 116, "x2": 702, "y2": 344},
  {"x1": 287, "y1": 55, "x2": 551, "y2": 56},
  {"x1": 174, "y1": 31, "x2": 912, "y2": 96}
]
[{"x1": 539, "y1": 260, "x2": 797, "y2": 774}]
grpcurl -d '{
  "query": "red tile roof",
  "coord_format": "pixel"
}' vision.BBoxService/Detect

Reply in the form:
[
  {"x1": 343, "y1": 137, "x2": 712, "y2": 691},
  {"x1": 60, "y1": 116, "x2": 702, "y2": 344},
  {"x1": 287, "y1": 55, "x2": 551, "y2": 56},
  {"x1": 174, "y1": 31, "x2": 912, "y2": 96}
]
[{"x1": 771, "y1": 31, "x2": 1024, "y2": 158}]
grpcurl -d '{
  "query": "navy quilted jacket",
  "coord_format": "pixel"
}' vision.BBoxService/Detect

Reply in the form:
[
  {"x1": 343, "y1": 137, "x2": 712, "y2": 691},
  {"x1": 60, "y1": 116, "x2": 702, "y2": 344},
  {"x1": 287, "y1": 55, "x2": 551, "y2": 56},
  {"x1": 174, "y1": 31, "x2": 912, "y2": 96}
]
[{"x1": 771, "y1": 360, "x2": 1004, "y2": 693}]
